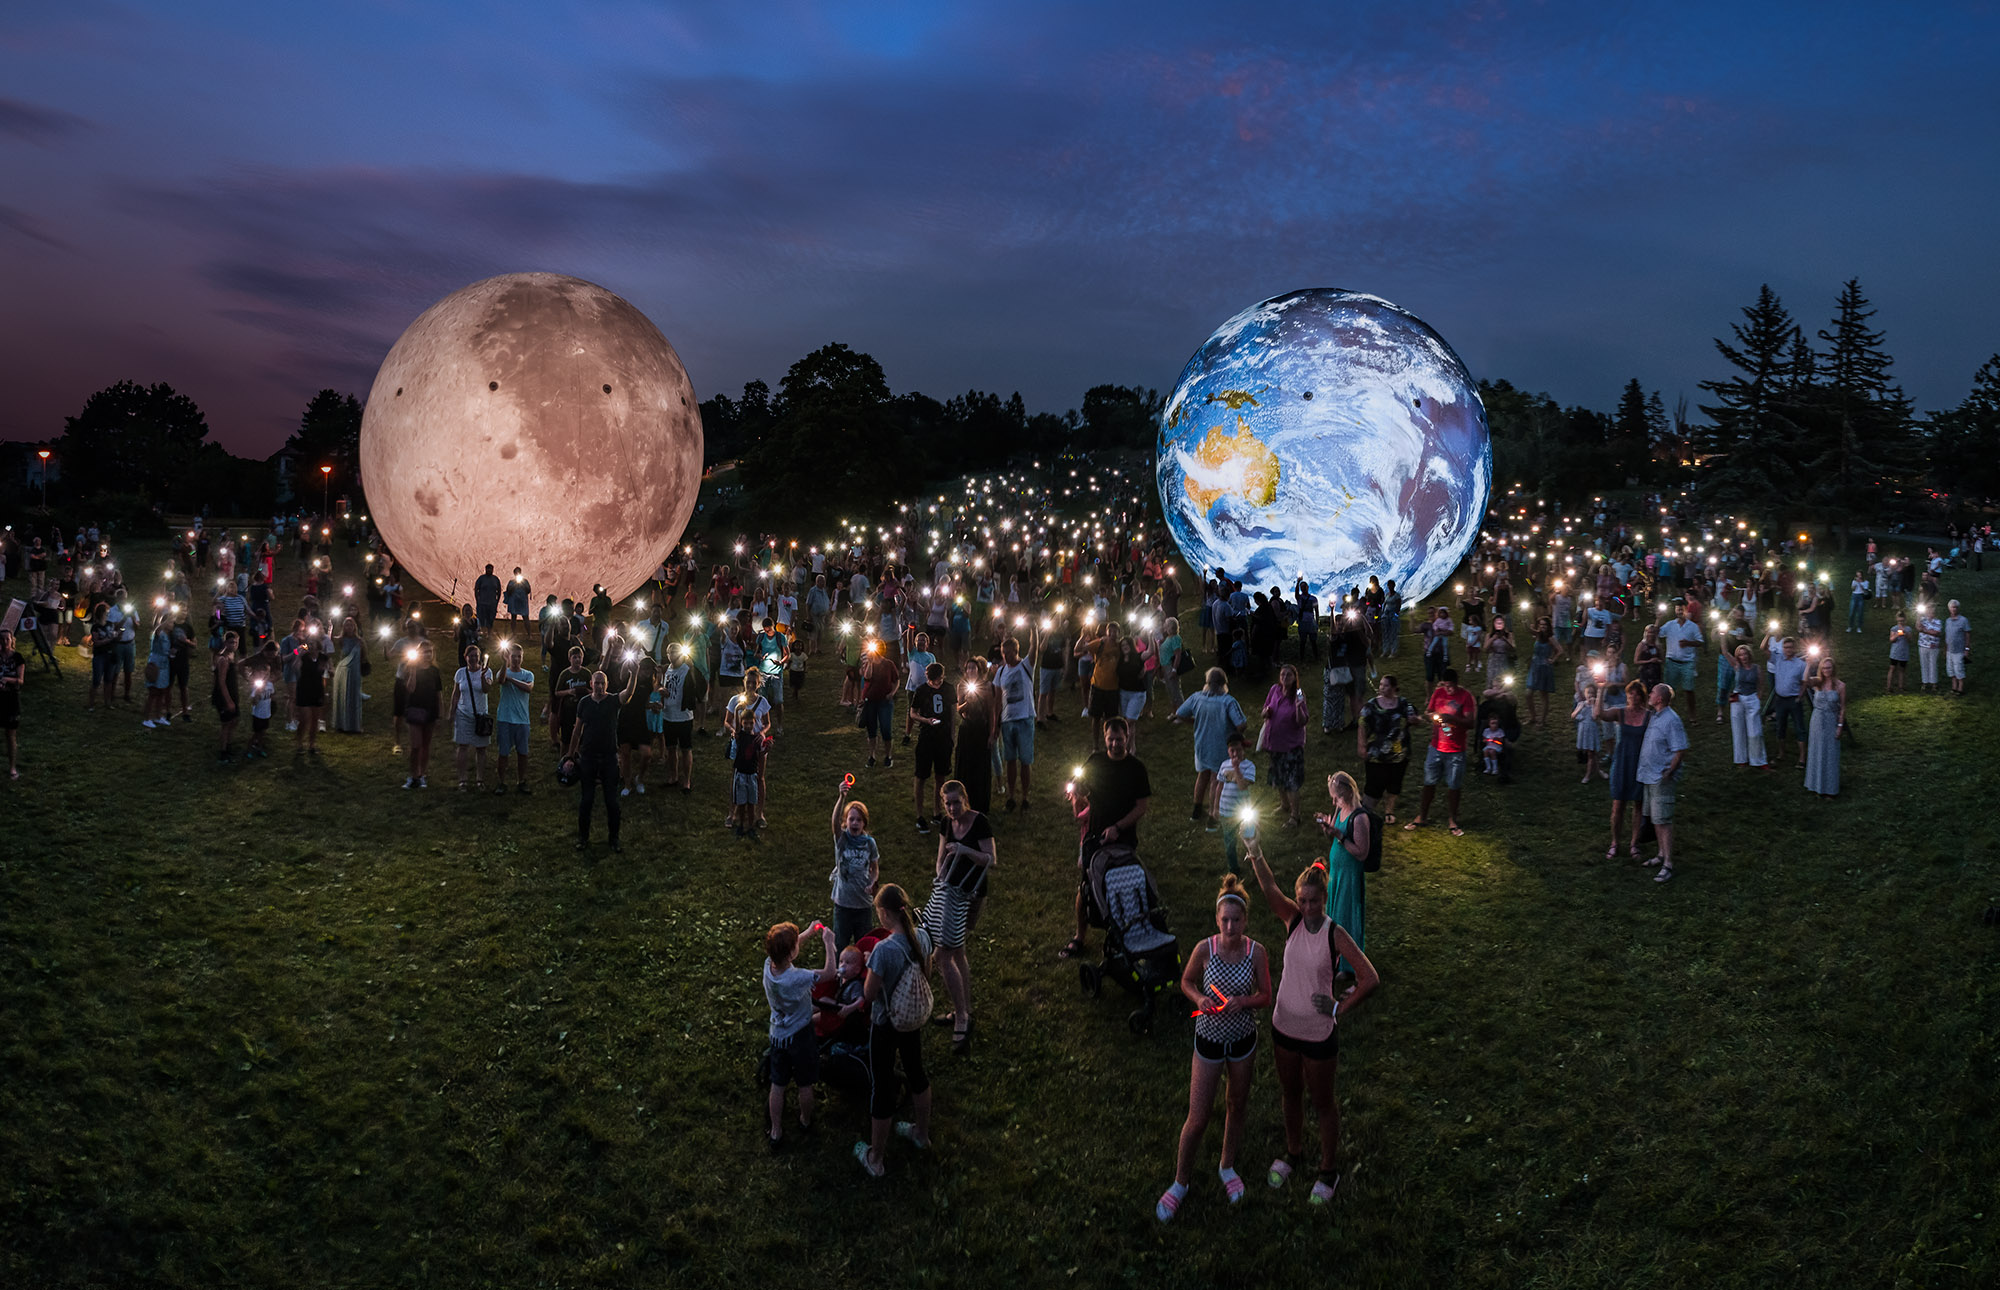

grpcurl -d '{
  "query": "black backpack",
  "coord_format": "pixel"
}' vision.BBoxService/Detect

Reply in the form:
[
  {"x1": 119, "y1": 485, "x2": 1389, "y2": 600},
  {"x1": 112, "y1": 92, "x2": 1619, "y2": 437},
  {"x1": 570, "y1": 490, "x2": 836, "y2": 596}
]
[{"x1": 1357, "y1": 806, "x2": 1384, "y2": 873}]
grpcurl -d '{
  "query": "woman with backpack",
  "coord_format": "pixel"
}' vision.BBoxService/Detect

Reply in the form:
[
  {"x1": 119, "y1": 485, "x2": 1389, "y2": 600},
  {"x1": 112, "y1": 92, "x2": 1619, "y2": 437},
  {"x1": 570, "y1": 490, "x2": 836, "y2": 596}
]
[
  {"x1": 1313, "y1": 771, "x2": 1373, "y2": 984},
  {"x1": 855, "y1": 883, "x2": 934, "y2": 1177},
  {"x1": 1245, "y1": 835, "x2": 1379, "y2": 1206}
]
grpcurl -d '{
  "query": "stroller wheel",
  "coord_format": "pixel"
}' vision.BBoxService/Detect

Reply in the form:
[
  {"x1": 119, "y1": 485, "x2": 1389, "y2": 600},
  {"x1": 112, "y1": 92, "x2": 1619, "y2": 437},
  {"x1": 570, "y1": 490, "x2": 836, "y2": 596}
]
[
  {"x1": 1078, "y1": 962, "x2": 1102, "y2": 997},
  {"x1": 1127, "y1": 1010, "x2": 1152, "y2": 1035}
]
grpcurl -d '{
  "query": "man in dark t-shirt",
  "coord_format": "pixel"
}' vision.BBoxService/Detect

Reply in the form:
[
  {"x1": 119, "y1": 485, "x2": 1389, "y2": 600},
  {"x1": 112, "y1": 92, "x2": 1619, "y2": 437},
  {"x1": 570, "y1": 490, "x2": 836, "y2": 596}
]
[
  {"x1": 567, "y1": 670, "x2": 622, "y2": 852},
  {"x1": 907, "y1": 662, "x2": 956, "y2": 832},
  {"x1": 1059, "y1": 716, "x2": 1151, "y2": 959}
]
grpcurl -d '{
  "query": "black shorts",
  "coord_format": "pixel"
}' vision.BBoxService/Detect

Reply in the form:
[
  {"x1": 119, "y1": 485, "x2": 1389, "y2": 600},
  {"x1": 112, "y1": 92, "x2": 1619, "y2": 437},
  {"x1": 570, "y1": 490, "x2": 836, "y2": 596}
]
[
  {"x1": 169, "y1": 654, "x2": 191, "y2": 687},
  {"x1": 252, "y1": 715, "x2": 270, "y2": 734},
  {"x1": 392, "y1": 677, "x2": 407, "y2": 717},
  {"x1": 1194, "y1": 1031, "x2": 1257, "y2": 1064},
  {"x1": 661, "y1": 720, "x2": 692, "y2": 750},
  {"x1": 1272, "y1": 1024, "x2": 1339, "y2": 1063},
  {"x1": 767, "y1": 1026, "x2": 820, "y2": 1087},
  {"x1": 1088, "y1": 687, "x2": 1120, "y2": 719},
  {"x1": 620, "y1": 727, "x2": 652, "y2": 750},
  {"x1": 914, "y1": 735, "x2": 953, "y2": 782},
  {"x1": 1363, "y1": 758, "x2": 1408, "y2": 798}
]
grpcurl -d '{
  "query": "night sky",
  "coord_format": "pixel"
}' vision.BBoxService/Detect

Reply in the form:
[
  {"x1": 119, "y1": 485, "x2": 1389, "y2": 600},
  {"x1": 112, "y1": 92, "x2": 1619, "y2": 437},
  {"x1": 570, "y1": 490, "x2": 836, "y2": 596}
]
[{"x1": 4, "y1": 1, "x2": 1997, "y2": 457}]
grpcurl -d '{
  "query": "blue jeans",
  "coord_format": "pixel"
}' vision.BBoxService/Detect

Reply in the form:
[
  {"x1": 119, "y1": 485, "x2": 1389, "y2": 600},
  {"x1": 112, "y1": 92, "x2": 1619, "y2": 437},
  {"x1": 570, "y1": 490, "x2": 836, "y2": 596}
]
[{"x1": 1847, "y1": 596, "x2": 1865, "y2": 632}]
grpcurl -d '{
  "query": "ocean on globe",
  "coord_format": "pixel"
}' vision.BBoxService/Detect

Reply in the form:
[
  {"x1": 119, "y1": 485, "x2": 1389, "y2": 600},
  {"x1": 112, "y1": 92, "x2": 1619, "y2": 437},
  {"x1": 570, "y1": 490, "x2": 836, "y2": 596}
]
[{"x1": 1156, "y1": 289, "x2": 1491, "y2": 608}]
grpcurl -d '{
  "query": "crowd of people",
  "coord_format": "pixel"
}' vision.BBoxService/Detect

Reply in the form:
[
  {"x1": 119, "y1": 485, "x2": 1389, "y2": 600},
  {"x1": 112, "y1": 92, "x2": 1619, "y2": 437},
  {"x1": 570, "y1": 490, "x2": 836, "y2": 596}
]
[{"x1": 0, "y1": 476, "x2": 1986, "y2": 1217}]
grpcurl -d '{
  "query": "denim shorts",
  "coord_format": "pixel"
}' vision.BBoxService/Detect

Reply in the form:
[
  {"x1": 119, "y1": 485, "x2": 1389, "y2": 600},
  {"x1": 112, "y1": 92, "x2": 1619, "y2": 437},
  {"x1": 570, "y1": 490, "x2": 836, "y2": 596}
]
[
  {"x1": 1000, "y1": 716, "x2": 1034, "y2": 763},
  {"x1": 495, "y1": 721, "x2": 530, "y2": 756},
  {"x1": 1424, "y1": 746, "x2": 1466, "y2": 790}
]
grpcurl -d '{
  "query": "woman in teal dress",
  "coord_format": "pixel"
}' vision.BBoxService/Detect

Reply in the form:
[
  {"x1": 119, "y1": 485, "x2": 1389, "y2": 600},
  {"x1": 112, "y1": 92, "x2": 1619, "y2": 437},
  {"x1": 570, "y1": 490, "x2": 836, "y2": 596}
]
[
  {"x1": 1315, "y1": 769, "x2": 1371, "y2": 977},
  {"x1": 329, "y1": 616, "x2": 366, "y2": 733}
]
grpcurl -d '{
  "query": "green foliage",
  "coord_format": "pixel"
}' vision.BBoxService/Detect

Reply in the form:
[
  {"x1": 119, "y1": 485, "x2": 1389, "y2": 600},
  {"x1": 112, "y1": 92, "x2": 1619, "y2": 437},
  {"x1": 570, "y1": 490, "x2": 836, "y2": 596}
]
[
  {"x1": 1479, "y1": 379, "x2": 1615, "y2": 497},
  {"x1": 1695, "y1": 284, "x2": 1810, "y2": 518},
  {"x1": 1790, "y1": 280, "x2": 1915, "y2": 544},
  {"x1": 59, "y1": 380, "x2": 211, "y2": 502},
  {"x1": 1926, "y1": 354, "x2": 2000, "y2": 505},
  {"x1": 1077, "y1": 384, "x2": 1162, "y2": 452},
  {"x1": 287, "y1": 390, "x2": 364, "y2": 512}
]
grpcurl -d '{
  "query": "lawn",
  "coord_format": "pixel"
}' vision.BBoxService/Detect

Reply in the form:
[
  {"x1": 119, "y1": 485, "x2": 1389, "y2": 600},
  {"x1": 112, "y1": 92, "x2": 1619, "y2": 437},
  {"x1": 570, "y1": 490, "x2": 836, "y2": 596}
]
[{"x1": 1, "y1": 532, "x2": 1995, "y2": 1288}]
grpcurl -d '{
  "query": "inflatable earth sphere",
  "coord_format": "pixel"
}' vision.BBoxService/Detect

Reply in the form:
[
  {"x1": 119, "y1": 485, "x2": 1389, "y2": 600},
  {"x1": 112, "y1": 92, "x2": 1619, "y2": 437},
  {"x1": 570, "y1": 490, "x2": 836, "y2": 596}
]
[{"x1": 1156, "y1": 289, "x2": 1490, "y2": 607}]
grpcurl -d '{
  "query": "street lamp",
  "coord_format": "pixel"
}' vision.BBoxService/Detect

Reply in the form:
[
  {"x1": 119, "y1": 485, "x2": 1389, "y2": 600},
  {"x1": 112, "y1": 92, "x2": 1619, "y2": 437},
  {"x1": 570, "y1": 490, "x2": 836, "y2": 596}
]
[
  {"x1": 37, "y1": 450, "x2": 50, "y2": 508},
  {"x1": 320, "y1": 464, "x2": 332, "y2": 518}
]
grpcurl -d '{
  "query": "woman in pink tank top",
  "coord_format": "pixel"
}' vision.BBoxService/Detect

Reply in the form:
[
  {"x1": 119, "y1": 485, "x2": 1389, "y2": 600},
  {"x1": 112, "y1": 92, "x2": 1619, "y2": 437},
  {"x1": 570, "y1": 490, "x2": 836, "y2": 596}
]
[{"x1": 1246, "y1": 835, "x2": 1379, "y2": 1206}]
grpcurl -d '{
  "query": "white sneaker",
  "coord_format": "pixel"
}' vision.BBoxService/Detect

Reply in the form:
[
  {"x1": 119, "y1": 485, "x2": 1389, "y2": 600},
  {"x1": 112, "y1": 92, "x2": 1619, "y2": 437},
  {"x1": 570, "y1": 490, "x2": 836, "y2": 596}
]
[
  {"x1": 318, "y1": 720, "x2": 326, "y2": 732},
  {"x1": 620, "y1": 787, "x2": 631, "y2": 797},
  {"x1": 402, "y1": 777, "x2": 415, "y2": 789},
  {"x1": 636, "y1": 782, "x2": 647, "y2": 795},
  {"x1": 286, "y1": 720, "x2": 299, "y2": 731},
  {"x1": 141, "y1": 719, "x2": 157, "y2": 729}
]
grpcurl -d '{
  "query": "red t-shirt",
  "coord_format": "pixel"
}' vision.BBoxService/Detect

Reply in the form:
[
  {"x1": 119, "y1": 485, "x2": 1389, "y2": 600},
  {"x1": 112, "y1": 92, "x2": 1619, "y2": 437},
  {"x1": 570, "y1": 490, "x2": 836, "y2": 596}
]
[
  {"x1": 862, "y1": 658, "x2": 899, "y2": 702},
  {"x1": 1427, "y1": 685, "x2": 1474, "y2": 755}
]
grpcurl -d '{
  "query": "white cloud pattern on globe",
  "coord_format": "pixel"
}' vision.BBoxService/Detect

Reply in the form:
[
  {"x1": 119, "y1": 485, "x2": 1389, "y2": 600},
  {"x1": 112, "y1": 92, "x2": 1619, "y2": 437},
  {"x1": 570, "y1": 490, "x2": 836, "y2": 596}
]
[{"x1": 1157, "y1": 289, "x2": 1491, "y2": 606}]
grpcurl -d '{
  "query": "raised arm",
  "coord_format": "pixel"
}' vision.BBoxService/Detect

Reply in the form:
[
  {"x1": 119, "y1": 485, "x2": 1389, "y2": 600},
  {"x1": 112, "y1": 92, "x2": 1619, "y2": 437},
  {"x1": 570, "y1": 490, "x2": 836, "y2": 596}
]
[{"x1": 1245, "y1": 835, "x2": 1298, "y2": 926}]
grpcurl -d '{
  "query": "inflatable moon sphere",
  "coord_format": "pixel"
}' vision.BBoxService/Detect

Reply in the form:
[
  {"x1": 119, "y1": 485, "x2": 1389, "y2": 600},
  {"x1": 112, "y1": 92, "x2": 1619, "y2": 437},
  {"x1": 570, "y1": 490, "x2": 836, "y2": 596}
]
[
  {"x1": 359, "y1": 272, "x2": 703, "y2": 606},
  {"x1": 1156, "y1": 288, "x2": 1491, "y2": 607}
]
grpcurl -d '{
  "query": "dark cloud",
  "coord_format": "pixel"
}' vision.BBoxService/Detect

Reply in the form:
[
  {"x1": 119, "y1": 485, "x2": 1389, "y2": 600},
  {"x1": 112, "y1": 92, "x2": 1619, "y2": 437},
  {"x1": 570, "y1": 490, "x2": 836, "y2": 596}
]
[
  {"x1": 0, "y1": 95, "x2": 89, "y2": 143},
  {"x1": 0, "y1": 203, "x2": 71, "y2": 249}
]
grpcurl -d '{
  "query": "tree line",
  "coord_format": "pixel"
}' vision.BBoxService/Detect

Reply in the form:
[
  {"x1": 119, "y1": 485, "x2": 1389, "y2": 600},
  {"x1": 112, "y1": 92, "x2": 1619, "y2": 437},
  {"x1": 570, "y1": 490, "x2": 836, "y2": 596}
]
[{"x1": 14, "y1": 289, "x2": 1997, "y2": 535}]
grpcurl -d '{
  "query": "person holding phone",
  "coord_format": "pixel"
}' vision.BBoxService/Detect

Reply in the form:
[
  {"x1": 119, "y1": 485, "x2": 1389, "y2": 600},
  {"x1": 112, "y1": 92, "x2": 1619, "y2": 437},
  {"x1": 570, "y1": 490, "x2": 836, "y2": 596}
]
[
  {"x1": 1246, "y1": 833, "x2": 1378, "y2": 1206},
  {"x1": 292, "y1": 625, "x2": 329, "y2": 756},
  {"x1": 1260, "y1": 663, "x2": 1310, "y2": 827}
]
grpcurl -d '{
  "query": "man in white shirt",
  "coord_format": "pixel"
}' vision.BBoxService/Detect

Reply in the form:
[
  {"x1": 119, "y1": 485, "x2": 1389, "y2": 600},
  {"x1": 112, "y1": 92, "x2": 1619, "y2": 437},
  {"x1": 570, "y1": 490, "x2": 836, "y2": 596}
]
[
  {"x1": 1656, "y1": 601, "x2": 1704, "y2": 718},
  {"x1": 992, "y1": 635, "x2": 1038, "y2": 810},
  {"x1": 1766, "y1": 637, "x2": 1809, "y2": 767}
]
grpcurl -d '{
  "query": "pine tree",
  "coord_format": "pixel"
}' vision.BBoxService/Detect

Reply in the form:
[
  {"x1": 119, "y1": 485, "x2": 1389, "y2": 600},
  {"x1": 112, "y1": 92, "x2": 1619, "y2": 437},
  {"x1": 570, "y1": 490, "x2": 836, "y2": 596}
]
[
  {"x1": 1612, "y1": 378, "x2": 1650, "y2": 482},
  {"x1": 1644, "y1": 391, "x2": 1671, "y2": 466},
  {"x1": 1803, "y1": 279, "x2": 1913, "y2": 545},
  {"x1": 1926, "y1": 355, "x2": 2000, "y2": 508},
  {"x1": 1696, "y1": 284, "x2": 1805, "y2": 514}
]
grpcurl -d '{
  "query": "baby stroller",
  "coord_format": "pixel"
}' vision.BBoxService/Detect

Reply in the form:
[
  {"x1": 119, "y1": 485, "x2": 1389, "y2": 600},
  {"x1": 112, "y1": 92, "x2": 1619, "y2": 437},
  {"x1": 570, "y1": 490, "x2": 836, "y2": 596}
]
[{"x1": 1077, "y1": 841, "x2": 1182, "y2": 1034}]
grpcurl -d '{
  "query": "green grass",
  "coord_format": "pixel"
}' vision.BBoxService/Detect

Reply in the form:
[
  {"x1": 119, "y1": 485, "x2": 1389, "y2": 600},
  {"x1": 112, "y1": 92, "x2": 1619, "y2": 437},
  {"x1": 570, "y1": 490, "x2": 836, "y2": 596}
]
[{"x1": 2, "y1": 536, "x2": 1996, "y2": 1288}]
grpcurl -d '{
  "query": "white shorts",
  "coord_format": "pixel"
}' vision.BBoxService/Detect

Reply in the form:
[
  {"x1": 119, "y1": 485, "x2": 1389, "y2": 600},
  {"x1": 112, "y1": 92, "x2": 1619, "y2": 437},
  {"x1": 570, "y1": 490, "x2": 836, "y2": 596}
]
[{"x1": 1946, "y1": 651, "x2": 1966, "y2": 680}]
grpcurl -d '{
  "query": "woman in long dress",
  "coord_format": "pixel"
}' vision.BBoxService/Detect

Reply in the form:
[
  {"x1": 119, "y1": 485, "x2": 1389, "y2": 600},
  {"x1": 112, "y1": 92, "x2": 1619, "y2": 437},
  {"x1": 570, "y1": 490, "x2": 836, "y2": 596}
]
[
  {"x1": 1803, "y1": 657, "x2": 1846, "y2": 799},
  {"x1": 1313, "y1": 771, "x2": 1371, "y2": 979},
  {"x1": 330, "y1": 616, "x2": 365, "y2": 733},
  {"x1": 1596, "y1": 678, "x2": 1650, "y2": 859}
]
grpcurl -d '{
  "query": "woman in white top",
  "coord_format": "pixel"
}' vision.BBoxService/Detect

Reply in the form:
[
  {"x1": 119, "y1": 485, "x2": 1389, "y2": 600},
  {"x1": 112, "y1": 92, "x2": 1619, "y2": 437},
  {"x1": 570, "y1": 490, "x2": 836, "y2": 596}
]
[
  {"x1": 1246, "y1": 835, "x2": 1377, "y2": 1206},
  {"x1": 450, "y1": 645, "x2": 493, "y2": 789}
]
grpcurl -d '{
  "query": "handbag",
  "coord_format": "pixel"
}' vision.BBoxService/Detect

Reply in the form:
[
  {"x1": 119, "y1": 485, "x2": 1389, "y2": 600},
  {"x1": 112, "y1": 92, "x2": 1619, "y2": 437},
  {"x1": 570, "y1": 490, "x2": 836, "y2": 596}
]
[
  {"x1": 1172, "y1": 645, "x2": 1194, "y2": 676},
  {"x1": 886, "y1": 943, "x2": 935, "y2": 1032},
  {"x1": 464, "y1": 668, "x2": 495, "y2": 736}
]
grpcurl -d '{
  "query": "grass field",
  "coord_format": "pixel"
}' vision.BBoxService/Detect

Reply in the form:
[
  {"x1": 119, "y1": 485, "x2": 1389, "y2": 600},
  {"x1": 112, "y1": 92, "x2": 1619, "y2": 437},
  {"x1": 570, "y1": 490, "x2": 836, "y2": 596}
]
[{"x1": 2, "y1": 532, "x2": 1996, "y2": 1288}]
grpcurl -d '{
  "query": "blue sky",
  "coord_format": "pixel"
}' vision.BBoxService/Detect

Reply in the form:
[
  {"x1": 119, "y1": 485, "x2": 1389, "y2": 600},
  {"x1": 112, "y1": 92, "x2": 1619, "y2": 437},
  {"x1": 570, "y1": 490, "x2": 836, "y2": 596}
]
[{"x1": 3, "y1": 1, "x2": 1997, "y2": 454}]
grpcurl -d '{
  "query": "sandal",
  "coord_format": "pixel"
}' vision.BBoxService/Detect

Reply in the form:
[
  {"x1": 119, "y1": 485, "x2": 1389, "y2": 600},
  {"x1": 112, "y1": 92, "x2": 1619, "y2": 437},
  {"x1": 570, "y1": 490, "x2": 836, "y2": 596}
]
[
  {"x1": 1448, "y1": 825, "x2": 1465, "y2": 836},
  {"x1": 1056, "y1": 938, "x2": 1086, "y2": 960},
  {"x1": 1403, "y1": 818, "x2": 1425, "y2": 831},
  {"x1": 894, "y1": 1121, "x2": 931, "y2": 1149},
  {"x1": 1267, "y1": 1158, "x2": 1295, "y2": 1189},
  {"x1": 852, "y1": 1141, "x2": 885, "y2": 1177},
  {"x1": 1643, "y1": 854, "x2": 1664, "y2": 867},
  {"x1": 1605, "y1": 843, "x2": 1619, "y2": 859},
  {"x1": 1220, "y1": 1167, "x2": 1246, "y2": 1204},
  {"x1": 1309, "y1": 1174, "x2": 1340, "y2": 1205},
  {"x1": 1156, "y1": 1187, "x2": 1183, "y2": 1223},
  {"x1": 1654, "y1": 863, "x2": 1674, "y2": 883}
]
